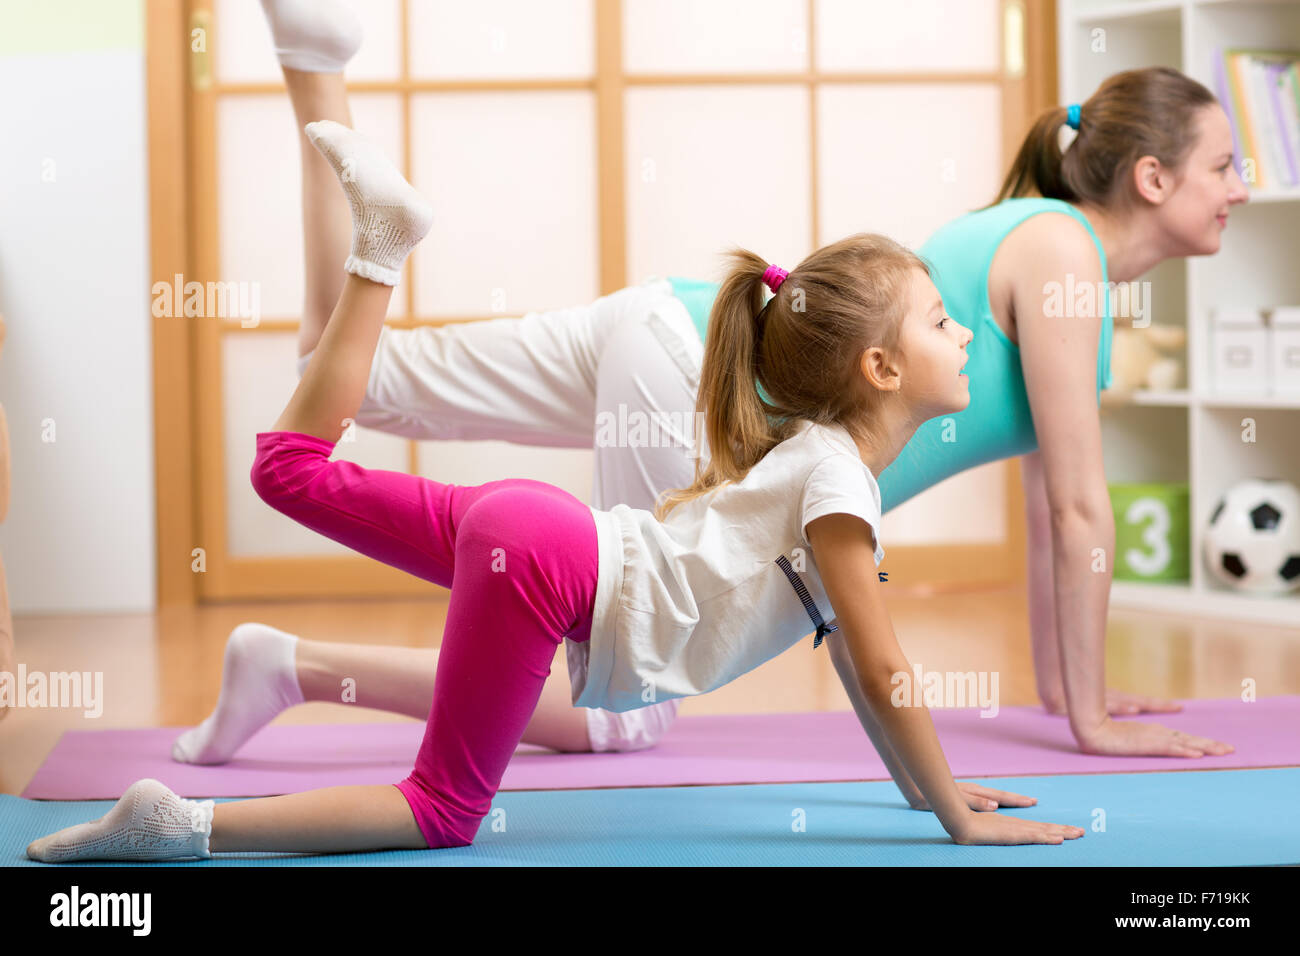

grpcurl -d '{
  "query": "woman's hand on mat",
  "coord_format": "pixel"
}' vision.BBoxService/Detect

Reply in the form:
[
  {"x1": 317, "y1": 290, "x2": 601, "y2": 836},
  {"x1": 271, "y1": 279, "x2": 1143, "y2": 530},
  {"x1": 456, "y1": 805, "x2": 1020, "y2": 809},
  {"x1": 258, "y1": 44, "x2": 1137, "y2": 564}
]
[
  {"x1": 1075, "y1": 717, "x2": 1234, "y2": 758},
  {"x1": 1042, "y1": 688, "x2": 1183, "y2": 717},
  {"x1": 909, "y1": 782, "x2": 1038, "y2": 813},
  {"x1": 947, "y1": 811, "x2": 1085, "y2": 847}
]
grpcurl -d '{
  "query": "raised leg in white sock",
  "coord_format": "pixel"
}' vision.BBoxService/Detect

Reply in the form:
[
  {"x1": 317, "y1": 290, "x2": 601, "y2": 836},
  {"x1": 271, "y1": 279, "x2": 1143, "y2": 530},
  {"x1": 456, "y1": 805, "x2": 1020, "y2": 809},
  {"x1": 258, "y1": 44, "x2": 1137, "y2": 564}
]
[
  {"x1": 27, "y1": 779, "x2": 214, "y2": 862},
  {"x1": 305, "y1": 119, "x2": 434, "y2": 286},
  {"x1": 172, "y1": 623, "x2": 305, "y2": 765},
  {"x1": 260, "y1": 0, "x2": 363, "y2": 73}
]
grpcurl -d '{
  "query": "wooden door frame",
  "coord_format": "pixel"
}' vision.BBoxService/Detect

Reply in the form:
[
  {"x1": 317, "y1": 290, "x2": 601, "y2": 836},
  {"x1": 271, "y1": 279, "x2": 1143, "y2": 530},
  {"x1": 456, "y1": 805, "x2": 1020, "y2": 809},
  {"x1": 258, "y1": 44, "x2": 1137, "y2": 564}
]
[
  {"x1": 148, "y1": 0, "x2": 196, "y2": 605},
  {"x1": 148, "y1": 0, "x2": 1059, "y2": 604}
]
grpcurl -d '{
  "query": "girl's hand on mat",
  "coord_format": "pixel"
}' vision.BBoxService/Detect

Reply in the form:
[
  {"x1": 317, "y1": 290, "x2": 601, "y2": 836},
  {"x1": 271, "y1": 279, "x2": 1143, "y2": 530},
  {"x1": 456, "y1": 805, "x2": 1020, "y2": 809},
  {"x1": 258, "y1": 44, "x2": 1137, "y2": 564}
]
[
  {"x1": 1043, "y1": 688, "x2": 1183, "y2": 717},
  {"x1": 1075, "y1": 718, "x2": 1234, "y2": 758},
  {"x1": 948, "y1": 812, "x2": 1085, "y2": 847},
  {"x1": 909, "y1": 782, "x2": 1038, "y2": 813}
]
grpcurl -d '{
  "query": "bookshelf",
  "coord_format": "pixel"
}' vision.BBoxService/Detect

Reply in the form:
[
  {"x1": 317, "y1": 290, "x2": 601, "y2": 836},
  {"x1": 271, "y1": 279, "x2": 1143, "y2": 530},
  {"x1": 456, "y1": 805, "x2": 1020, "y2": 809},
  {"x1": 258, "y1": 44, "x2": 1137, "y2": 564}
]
[{"x1": 1059, "y1": 0, "x2": 1300, "y2": 625}]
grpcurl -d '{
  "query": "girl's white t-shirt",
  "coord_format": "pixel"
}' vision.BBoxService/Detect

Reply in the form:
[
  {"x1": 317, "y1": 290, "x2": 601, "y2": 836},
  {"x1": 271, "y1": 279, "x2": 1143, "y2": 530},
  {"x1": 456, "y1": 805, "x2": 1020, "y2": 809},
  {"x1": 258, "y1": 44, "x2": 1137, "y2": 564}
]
[{"x1": 570, "y1": 419, "x2": 885, "y2": 713}]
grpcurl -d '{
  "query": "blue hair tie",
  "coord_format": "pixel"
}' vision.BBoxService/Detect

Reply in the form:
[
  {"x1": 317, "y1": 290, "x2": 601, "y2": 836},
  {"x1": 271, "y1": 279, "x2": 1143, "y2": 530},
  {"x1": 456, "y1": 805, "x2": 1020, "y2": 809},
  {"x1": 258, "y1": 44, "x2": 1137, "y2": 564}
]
[{"x1": 1066, "y1": 103, "x2": 1081, "y2": 130}]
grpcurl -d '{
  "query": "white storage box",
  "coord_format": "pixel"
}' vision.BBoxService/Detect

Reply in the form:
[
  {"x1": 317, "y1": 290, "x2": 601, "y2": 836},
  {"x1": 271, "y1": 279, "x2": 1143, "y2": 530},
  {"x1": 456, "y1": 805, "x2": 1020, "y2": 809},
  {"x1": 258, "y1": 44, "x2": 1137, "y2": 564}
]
[
  {"x1": 1270, "y1": 307, "x2": 1300, "y2": 397},
  {"x1": 1212, "y1": 307, "x2": 1269, "y2": 396}
]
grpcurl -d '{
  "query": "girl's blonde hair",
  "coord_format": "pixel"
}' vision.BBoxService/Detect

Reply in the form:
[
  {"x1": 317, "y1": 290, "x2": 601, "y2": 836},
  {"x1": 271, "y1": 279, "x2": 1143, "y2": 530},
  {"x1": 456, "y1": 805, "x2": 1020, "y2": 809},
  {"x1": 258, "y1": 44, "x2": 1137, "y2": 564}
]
[{"x1": 654, "y1": 233, "x2": 928, "y2": 521}]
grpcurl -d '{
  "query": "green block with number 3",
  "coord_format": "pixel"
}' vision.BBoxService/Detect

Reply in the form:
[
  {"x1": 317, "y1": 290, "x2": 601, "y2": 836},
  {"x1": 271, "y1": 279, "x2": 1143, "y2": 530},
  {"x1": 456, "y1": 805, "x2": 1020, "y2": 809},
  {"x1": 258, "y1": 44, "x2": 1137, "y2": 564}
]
[{"x1": 1108, "y1": 482, "x2": 1190, "y2": 581}]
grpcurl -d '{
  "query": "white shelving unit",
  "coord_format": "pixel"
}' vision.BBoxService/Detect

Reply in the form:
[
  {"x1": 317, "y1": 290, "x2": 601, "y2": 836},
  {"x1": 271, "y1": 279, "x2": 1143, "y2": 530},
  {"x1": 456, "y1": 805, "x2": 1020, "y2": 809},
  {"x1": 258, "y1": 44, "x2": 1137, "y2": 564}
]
[{"x1": 1059, "y1": 0, "x2": 1300, "y2": 625}]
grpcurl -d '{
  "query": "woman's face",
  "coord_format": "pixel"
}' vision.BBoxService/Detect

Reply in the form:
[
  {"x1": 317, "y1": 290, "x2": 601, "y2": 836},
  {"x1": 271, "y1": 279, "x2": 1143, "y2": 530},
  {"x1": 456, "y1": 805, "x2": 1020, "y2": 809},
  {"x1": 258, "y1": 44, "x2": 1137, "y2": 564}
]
[{"x1": 1154, "y1": 104, "x2": 1249, "y2": 256}]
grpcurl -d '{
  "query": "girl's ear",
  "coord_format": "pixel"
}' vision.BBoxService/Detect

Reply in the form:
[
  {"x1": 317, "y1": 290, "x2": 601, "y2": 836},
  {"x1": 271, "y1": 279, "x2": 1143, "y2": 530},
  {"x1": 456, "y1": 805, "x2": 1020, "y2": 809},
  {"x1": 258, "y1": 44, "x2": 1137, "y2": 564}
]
[{"x1": 859, "y1": 346, "x2": 901, "y2": 393}]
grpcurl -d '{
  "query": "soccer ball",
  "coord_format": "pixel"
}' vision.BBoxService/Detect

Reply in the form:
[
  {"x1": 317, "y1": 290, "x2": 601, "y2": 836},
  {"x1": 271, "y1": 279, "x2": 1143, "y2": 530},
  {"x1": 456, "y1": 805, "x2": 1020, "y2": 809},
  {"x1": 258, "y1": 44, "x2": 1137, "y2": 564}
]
[{"x1": 1203, "y1": 479, "x2": 1300, "y2": 594}]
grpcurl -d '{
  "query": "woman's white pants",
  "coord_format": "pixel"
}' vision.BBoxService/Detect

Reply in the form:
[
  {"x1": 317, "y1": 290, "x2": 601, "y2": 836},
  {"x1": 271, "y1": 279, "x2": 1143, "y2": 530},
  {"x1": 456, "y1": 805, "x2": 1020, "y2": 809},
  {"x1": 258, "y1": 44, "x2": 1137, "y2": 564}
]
[{"x1": 298, "y1": 276, "x2": 703, "y2": 751}]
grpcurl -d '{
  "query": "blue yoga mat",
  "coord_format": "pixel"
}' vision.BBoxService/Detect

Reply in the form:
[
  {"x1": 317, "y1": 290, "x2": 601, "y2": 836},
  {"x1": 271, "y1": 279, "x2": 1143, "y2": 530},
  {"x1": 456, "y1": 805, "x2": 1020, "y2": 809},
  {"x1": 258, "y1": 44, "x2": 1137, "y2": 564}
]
[{"x1": 4, "y1": 769, "x2": 1298, "y2": 866}]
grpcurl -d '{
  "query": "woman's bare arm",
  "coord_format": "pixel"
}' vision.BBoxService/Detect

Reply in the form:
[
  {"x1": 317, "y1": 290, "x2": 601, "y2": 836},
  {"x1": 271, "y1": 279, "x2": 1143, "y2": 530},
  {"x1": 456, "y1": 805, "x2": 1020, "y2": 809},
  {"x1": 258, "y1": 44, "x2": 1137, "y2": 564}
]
[
  {"x1": 1010, "y1": 214, "x2": 1230, "y2": 757},
  {"x1": 1021, "y1": 449, "x2": 1182, "y2": 717},
  {"x1": 1020, "y1": 449, "x2": 1067, "y2": 712}
]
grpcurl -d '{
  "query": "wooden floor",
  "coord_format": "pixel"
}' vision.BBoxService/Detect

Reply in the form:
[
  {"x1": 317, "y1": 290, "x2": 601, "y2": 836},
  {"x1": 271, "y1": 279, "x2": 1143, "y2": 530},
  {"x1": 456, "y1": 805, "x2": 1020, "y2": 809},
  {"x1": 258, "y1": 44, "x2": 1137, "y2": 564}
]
[{"x1": 3, "y1": 584, "x2": 1298, "y2": 796}]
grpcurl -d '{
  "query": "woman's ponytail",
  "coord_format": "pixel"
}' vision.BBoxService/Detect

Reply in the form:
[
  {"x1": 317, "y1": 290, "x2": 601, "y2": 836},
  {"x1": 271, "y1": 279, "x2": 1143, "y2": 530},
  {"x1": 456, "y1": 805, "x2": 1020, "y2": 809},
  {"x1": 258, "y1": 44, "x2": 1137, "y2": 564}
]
[
  {"x1": 994, "y1": 105, "x2": 1077, "y2": 203},
  {"x1": 991, "y1": 67, "x2": 1217, "y2": 207}
]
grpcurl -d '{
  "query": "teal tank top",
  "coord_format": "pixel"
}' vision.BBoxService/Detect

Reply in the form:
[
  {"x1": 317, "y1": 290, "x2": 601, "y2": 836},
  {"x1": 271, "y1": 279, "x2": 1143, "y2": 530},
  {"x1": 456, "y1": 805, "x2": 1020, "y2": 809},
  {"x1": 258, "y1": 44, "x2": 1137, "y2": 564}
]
[{"x1": 667, "y1": 197, "x2": 1113, "y2": 512}]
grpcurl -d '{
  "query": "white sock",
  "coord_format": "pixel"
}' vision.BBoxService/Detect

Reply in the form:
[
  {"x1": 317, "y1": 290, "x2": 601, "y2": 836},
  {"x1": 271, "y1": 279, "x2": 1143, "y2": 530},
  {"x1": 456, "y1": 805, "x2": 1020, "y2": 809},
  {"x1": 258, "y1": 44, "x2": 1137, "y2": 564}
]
[
  {"x1": 27, "y1": 779, "x2": 214, "y2": 862},
  {"x1": 306, "y1": 119, "x2": 434, "y2": 286},
  {"x1": 172, "y1": 623, "x2": 305, "y2": 765},
  {"x1": 260, "y1": 0, "x2": 363, "y2": 73}
]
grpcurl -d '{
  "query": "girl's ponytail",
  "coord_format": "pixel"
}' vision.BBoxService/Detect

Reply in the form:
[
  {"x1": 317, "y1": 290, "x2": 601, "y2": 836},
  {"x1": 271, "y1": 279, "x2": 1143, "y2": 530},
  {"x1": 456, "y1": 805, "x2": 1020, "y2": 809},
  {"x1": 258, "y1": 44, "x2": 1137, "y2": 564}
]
[
  {"x1": 654, "y1": 234, "x2": 925, "y2": 521},
  {"x1": 655, "y1": 249, "x2": 789, "y2": 519}
]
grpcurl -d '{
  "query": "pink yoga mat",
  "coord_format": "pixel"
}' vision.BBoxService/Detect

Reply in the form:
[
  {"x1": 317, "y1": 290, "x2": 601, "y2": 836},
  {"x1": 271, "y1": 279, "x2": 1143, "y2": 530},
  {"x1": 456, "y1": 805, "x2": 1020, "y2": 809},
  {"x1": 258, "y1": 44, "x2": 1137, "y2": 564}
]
[{"x1": 21, "y1": 697, "x2": 1299, "y2": 800}]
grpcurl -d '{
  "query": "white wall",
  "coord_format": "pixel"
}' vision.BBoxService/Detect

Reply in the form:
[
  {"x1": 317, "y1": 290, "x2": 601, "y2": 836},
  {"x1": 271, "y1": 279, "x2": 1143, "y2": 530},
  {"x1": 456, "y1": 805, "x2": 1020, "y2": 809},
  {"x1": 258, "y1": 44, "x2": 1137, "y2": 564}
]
[{"x1": 0, "y1": 0, "x2": 155, "y2": 613}]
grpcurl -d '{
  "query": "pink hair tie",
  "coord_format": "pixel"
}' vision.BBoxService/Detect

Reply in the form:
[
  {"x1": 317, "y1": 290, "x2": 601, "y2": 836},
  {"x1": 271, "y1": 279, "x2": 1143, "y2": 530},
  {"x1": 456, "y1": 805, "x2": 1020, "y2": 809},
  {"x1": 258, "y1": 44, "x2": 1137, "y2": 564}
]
[{"x1": 761, "y1": 264, "x2": 788, "y2": 293}]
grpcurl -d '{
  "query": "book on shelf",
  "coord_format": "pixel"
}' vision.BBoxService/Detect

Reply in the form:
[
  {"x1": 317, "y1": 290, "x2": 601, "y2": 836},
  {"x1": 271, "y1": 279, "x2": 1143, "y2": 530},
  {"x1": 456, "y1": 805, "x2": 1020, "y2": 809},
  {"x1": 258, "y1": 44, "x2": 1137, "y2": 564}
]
[{"x1": 1215, "y1": 48, "x2": 1300, "y2": 190}]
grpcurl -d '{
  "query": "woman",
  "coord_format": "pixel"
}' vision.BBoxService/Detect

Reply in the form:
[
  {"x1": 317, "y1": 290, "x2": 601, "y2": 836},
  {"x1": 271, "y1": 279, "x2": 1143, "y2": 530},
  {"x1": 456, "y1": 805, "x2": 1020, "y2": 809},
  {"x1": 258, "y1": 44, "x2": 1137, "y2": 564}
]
[{"x1": 178, "y1": 2, "x2": 1240, "y2": 763}]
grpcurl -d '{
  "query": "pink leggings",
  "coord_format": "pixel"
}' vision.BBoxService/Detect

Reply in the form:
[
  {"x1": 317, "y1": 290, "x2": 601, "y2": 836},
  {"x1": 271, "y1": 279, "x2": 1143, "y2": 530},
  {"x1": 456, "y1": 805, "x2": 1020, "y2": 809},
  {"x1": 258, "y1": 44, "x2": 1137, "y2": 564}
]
[{"x1": 250, "y1": 430, "x2": 599, "y2": 848}]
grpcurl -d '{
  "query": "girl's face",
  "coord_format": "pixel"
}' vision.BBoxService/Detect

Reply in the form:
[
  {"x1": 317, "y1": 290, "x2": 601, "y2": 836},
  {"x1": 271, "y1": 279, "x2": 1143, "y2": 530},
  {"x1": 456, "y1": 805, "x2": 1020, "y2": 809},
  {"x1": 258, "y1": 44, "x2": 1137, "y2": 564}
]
[
  {"x1": 1152, "y1": 104, "x2": 1249, "y2": 256},
  {"x1": 894, "y1": 269, "x2": 972, "y2": 417}
]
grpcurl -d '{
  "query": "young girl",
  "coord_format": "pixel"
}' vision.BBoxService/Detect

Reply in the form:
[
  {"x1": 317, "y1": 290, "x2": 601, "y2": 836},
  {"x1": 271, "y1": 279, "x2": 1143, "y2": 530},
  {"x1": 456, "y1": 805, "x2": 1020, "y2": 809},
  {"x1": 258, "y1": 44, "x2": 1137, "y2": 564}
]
[{"x1": 28, "y1": 121, "x2": 1083, "y2": 861}]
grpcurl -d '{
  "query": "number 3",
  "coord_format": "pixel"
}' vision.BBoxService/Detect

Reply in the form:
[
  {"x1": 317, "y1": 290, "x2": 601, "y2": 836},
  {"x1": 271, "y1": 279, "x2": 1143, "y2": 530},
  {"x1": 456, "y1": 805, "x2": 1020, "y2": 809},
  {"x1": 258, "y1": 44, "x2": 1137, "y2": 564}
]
[{"x1": 1125, "y1": 496, "x2": 1171, "y2": 576}]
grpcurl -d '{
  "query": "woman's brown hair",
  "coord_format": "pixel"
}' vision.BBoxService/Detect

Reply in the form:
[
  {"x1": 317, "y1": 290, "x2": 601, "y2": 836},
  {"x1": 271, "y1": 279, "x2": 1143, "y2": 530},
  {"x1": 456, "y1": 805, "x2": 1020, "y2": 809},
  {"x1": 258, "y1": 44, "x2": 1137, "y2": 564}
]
[
  {"x1": 993, "y1": 66, "x2": 1218, "y2": 206},
  {"x1": 654, "y1": 234, "x2": 927, "y2": 520}
]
